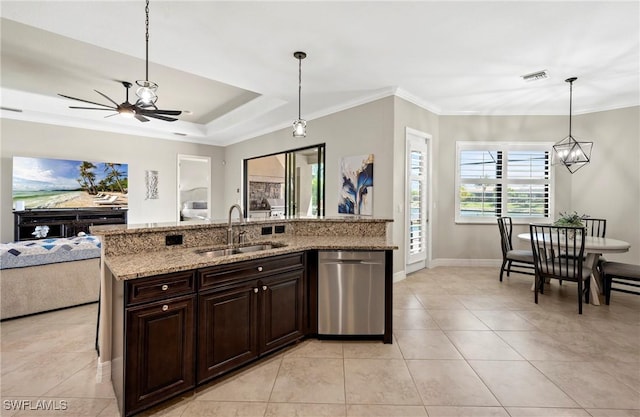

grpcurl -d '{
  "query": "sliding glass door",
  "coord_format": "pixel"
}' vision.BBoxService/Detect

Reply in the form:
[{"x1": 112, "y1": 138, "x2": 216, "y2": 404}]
[{"x1": 244, "y1": 144, "x2": 324, "y2": 219}]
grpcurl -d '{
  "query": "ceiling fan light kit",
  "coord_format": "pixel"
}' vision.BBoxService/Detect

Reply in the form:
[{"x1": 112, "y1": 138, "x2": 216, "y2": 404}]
[
  {"x1": 135, "y1": 0, "x2": 159, "y2": 106},
  {"x1": 293, "y1": 51, "x2": 307, "y2": 138},
  {"x1": 57, "y1": 0, "x2": 181, "y2": 123},
  {"x1": 135, "y1": 80, "x2": 158, "y2": 106},
  {"x1": 552, "y1": 77, "x2": 594, "y2": 174}
]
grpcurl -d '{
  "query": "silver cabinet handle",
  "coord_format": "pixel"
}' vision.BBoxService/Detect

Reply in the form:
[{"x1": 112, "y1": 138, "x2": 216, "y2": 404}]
[
  {"x1": 262, "y1": 285, "x2": 267, "y2": 291},
  {"x1": 257, "y1": 266, "x2": 263, "y2": 272},
  {"x1": 162, "y1": 305, "x2": 169, "y2": 311},
  {"x1": 253, "y1": 288, "x2": 259, "y2": 293},
  {"x1": 161, "y1": 284, "x2": 169, "y2": 291}
]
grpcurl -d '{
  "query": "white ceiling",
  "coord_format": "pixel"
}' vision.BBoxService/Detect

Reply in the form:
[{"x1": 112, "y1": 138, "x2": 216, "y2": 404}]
[{"x1": 1, "y1": 1, "x2": 638, "y2": 146}]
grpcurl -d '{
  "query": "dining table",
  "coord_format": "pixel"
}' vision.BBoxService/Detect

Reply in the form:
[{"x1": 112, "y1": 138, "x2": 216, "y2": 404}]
[{"x1": 517, "y1": 233, "x2": 631, "y2": 306}]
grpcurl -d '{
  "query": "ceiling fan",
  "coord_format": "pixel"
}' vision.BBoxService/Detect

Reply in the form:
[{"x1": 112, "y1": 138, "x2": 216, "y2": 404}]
[
  {"x1": 58, "y1": 81, "x2": 181, "y2": 123},
  {"x1": 58, "y1": 0, "x2": 181, "y2": 123}
]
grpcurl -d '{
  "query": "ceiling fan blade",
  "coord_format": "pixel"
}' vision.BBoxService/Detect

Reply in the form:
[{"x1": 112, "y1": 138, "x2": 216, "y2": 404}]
[
  {"x1": 58, "y1": 93, "x2": 113, "y2": 108},
  {"x1": 139, "y1": 109, "x2": 182, "y2": 116},
  {"x1": 93, "y1": 90, "x2": 120, "y2": 107},
  {"x1": 104, "y1": 113, "x2": 120, "y2": 118},
  {"x1": 135, "y1": 114, "x2": 150, "y2": 123},
  {"x1": 69, "y1": 106, "x2": 117, "y2": 111},
  {"x1": 143, "y1": 113, "x2": 178, "y2": 122}
]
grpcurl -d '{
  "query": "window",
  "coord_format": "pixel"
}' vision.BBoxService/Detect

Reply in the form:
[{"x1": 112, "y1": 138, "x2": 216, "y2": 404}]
[{"x1": 455, "y1": 142, "x2": 553, "y2": 223}]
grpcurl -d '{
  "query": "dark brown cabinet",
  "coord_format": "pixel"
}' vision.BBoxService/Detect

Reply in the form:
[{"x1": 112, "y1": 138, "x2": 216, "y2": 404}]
[
  {"x1": 197, "y1": 281, "x2": 259, "y2": 381},
  {"x1": 259, "y1": 270, "x2": 304, "y2": 354},
  {"x1": 124, "y1": 295, "x2": 195, "y2": 415},
  {"x1": 197, "y1": 252, "x2": 305, "y2": 384},
  {"x1": 112, "y1": 270, "x2": 196, "y2": 417},
  {"x1": 112, "y1": 253, "x2": 307, "y2": 416}
]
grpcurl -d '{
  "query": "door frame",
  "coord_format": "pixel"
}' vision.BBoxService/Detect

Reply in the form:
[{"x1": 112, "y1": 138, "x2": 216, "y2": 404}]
[
  {"x1": 177, "y1": 154, "x2": 212, "y2": 222},
  {"x1": 405, "y1": 127, "x2": 432, "y2": 273}
]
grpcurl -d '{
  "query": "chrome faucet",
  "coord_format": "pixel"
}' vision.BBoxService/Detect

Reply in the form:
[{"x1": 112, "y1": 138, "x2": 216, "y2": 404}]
[{"x1": 227, "y1": 204, "x2": 245, "y2": 246}]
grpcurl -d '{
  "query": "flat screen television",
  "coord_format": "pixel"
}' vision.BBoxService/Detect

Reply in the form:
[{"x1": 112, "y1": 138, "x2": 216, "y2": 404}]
[{"x1": 12, "y1": 156, "x2": 128, "y2": 210}]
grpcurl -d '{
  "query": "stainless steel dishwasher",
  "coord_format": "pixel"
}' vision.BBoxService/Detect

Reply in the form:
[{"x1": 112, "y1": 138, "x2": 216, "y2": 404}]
[{"x1": 318, "y1": 250, "x2": 385, "y2": 335}]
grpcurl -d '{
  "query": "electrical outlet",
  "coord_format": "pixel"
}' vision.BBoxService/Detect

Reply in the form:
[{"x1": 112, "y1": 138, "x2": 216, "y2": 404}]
[
  {"x1": 165, "y1": 234, "x2": 183, "y2": 246},
  {"x1": 261, "y1": 226, "x2": 273, "y2": 235},
  {"x1": 274, "y1": 225, "x2": 285, "y2": 234}
]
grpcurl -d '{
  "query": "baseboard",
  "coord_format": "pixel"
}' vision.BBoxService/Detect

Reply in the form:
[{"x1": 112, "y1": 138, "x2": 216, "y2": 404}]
[
  {"x1": 429, "y1": 258, "x2": 502, "y2": 268},
  {"x1": 397, "y1": 260, "x2": 502, "y2": 276},
  {"x1": 393, "y1": 270, "x2": 406, "y2": 282},
  {"x1": 95, "y1": 359, "x2": 111, "y2": 383}
]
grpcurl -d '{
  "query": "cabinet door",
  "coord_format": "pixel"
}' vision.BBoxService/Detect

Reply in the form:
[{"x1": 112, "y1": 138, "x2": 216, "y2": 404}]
[
  {"x1": 197, "y1": 282, "x2": 258, "y2": 383},
  {"x1": 125, "y1": 295, "x2": 195, "y2": 416},
  {"x1": 259, "y1": 269, "x2": 304, "y2": 355}
]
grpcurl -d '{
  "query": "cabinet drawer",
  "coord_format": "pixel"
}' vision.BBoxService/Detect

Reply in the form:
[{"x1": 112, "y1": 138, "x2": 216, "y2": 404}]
[
  {"x1": 199, "y1": 252, "x2": 304, "y2": 290},
  {"x1": 126, "y1": 271, "x2": 195, "y2": 306}
]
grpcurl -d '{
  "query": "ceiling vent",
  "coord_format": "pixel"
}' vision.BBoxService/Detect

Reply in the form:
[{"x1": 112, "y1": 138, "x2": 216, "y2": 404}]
[{"x1": 521, "y1": 70, "x2": 549, "y2": 82}]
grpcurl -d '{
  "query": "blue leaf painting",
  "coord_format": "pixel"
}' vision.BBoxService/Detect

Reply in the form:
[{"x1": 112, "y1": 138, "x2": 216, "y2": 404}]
[{"x1": 338, "y1": 154, "x2": 374, "y2": 215}]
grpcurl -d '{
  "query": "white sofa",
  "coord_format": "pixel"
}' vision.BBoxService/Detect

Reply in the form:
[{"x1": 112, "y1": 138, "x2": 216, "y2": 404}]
[{"x1": 0, "y1": 236, "x2": 101, "y2": 320}]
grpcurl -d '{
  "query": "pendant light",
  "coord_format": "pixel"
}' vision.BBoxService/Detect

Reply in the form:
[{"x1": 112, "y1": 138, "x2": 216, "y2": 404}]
[
  {"x1": 552, "y1": 77, "x2": 593, "y2": 173},
  {"x1": 135, "y1": 0, "x2": 159, "y2": 107},
  {"x1": 293, "y1": 51, "x2": 307, "y2": 138}
]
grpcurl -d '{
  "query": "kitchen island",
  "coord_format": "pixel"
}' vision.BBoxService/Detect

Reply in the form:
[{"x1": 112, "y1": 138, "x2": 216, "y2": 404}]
[{"x1": 91, "y1": 216, "x2": 396, "y2": 417}]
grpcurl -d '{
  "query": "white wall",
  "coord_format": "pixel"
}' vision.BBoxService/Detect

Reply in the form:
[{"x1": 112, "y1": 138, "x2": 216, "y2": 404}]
[
  {"x1": 1, "y1": 119, "x2": 226, "y2": 242},
  {"x1": 571, "y1": 107, "x2": 640, "y2": 262},
  {"x1": 392, "y1": 97, "x2": 440, "y2": 277},
  {"x1": 437, "y1": 109, "x2": 639, "y2": 263},
  {"x1": 224, "y1": 97, "x2": 395, "y2": 219},
  {"x1": 3, "y1": 103, "x2": 637, "y2": 265}
]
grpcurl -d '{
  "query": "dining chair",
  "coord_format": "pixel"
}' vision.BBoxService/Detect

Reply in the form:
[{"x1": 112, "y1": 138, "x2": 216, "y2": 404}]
[
  {"x1": 529, "y1": 224, "x2": 591, "y2": 314},
  {"x1": 602, "y1": 261, "x2": 640, "y2": 305},
  {"x1": 582, "y1": 217, "x2": 607, "y2": 271},
  {"x1": 582, "y1": 218, "x2": 607, "y2": 238},
  {"x1": 497, "y1": 217, "x2": 535, "y2": 281}
]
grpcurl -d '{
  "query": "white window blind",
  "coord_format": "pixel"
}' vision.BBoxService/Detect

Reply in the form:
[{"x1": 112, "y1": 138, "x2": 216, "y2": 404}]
[
  {"x1": 409, "y1": 151, "x2": 425, "y2": 256},
  {"x1": 455, "y1": 142, "x2": 553, "y2": 223}
]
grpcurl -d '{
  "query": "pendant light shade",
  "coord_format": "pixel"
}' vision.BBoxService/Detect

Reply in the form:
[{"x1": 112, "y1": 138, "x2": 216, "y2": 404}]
[
  {"x1": 552, "y1": 77, "x2": 593, "y2": 174},
  {"x1": 135, "y1": 0, "x2": 159, "y2": 107},
  {"x1": 293, "y1": 51, "x2": 307, "y2": 138}
]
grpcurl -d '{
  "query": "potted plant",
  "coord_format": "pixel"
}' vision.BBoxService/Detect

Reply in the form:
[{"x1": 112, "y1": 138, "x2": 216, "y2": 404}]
[
  {"x1": 554, "y1": 211, "x2": 584, "y2": 238},
  {"x1": 553, "y1": 211, "x2": 584, "y2": 227}
]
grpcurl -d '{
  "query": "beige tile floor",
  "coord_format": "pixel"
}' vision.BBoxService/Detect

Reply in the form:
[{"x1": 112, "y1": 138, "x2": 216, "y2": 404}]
[{"x1": 1, "y1": 266, "x2": 639, "y2": 416}]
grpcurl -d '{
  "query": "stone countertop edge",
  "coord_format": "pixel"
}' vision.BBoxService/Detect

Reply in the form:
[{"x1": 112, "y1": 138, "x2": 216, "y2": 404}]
[
  {"x1": 92, "y1": 216, "x2": 393, "y2": 236},
  {"x1": 105, "y1": 236, "x2": 397, "y2": 281}
]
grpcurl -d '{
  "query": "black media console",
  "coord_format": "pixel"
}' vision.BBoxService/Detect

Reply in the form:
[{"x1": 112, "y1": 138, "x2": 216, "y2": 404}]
[{"x1": 13, "y1": 209, "x2": 127, "y2": 241}]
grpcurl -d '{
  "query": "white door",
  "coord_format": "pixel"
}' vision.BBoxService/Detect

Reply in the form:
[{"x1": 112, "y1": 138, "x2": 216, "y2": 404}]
[{"x1": 406, "y1": 128, "x2": 430, "y2": 273}]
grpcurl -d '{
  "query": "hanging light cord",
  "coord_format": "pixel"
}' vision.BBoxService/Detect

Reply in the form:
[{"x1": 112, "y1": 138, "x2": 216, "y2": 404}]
[
  {"x1": 144, "y1": 0, "x2": 150, "y2": 82},
  {"x1": 298, "y1": 56, "x2": 302, "y2": 120},
  {"x1": 568, "y1": 78, "x2": 573, "y2": 136}
]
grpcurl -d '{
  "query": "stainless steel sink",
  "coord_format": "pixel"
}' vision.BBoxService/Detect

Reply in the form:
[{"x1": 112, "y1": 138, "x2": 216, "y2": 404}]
[{"x1": 195, "y1": 243, "x2": 285, "y2": 258}]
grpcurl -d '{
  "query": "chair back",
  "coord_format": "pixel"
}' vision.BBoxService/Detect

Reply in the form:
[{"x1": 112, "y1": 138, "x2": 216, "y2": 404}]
[
  {"x1": 497, "y1": 217, "x2": 513, "y2": 256},
  {"x1": 582, "y1": 218, "x2": 606, "y2": 238},
  {"x1": 529, "y1": 224, "x2": 587, "y2": 281}
]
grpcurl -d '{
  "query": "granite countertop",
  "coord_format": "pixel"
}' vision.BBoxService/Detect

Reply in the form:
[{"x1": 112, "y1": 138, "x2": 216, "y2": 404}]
[
  {"x1": 92, "y1": 215, "x2": 393, "y2": 236},
  {"x1": 106, "y1": 235, "x2": 397, "y2": 280}
]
